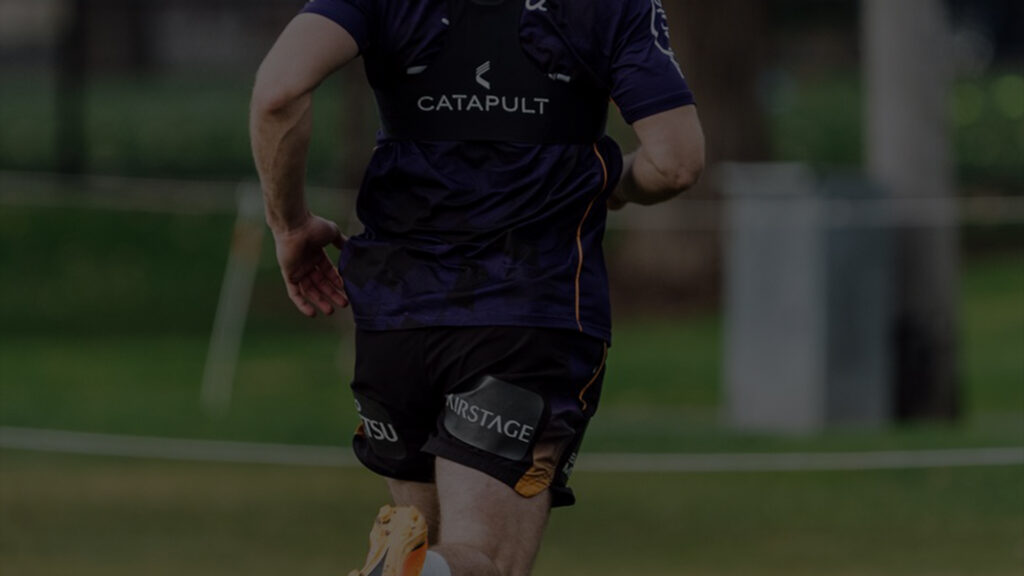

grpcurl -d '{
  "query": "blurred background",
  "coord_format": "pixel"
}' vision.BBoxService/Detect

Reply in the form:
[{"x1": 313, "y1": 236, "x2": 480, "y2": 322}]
[{"x1": 0, "y1": 0, "x2": 1021, "y2": 574}]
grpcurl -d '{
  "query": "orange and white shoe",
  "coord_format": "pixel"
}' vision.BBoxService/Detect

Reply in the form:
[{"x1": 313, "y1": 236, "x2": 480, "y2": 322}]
[{"x1": 348, "y1": 505, "x2": 428, "y2": 576}]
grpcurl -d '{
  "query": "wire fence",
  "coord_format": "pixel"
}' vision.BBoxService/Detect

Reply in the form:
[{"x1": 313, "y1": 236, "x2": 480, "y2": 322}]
[{"x1": 4, "y1": 169, "x2": 1024, "y2": 230}]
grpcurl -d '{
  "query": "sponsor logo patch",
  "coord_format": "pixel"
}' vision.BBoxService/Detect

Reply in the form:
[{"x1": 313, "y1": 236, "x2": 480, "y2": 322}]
[
  {"x1": 562, "y1": 451, "x2": 578, "y2": 479},
  {"x1": 414, "y1": 57, "x2": 551, "y2": 117},
  {"x1": 416, "y1": 94, "x2": 550, "y2": 115},
  {"x1": 353, "y1": 393, "x2": 406, "y2": 460},
  {"x1": 443, "y1": 376, "x2": 544, "y2": 461}
]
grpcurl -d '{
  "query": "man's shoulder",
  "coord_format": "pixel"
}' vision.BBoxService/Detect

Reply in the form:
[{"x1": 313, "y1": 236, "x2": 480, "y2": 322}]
[
  {"x1": 547, "y1": 0, "x2": 649, "y2": 24},
  {"x1": 541, "y1": 0, "x2": 655, "y2": 50}
]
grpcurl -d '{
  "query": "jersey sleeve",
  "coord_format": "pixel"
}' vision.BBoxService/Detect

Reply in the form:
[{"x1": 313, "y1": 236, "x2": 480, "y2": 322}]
[
  {"x1": 609, "y1": 0, "x2": 696, "y2": 124},
  {"x1": 300, "y1": 0, "x2": 374, "y2": 54}
]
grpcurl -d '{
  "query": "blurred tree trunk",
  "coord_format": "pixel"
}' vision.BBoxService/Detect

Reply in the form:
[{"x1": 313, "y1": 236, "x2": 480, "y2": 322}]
[
  {"x1": 56, "y1": 0, "x2": 89, "y2": 174},
  {"x1": 89, "y1": 0, "x2": 153, "y2": 73},
  {"x1": 863, "y1": 0, "x2": 960, "y2": 420},
  {"x1": 672, "y1": 0, "x2": 771, "y2": 163},
  {"x1": 610, "y1": 0, "x2": 771, "y2": 314},
  {"x1": 123, "y1": 0, "x2": 154, "y2": 73}
]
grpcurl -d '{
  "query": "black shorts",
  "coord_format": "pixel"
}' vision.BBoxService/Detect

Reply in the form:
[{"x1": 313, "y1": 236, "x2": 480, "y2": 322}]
[{"x1": 349, "y1": 326, "x2": 607, "y2": 508}]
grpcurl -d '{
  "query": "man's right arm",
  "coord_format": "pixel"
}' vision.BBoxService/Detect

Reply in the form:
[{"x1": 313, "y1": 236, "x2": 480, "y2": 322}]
[
  {"x1": 250, "y1": 14, "x2": 360, "y2": 316},
  {"x1": 251, "y1": 13, "x2": 359, "y2": 232},
  {"x1": 610, "y1": 104, "x2": 705, "y2": 210}
]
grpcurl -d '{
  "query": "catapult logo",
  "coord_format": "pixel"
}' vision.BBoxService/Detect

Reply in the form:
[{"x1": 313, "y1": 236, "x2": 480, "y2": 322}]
[
  {"x1": 416, "y1": 60, "x2": 551, "y2": 116},
  {"x1": 525, "y1": 0, "x2": 548, "y2": 12},
  {"x1": 475, "y1": 60, "x2": 492, "y2": 90}
]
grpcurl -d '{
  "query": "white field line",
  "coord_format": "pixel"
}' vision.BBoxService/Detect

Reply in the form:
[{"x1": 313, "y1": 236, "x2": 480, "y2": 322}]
[
  {"x1": 578, "y1": 448, "x2": 1024, "y2": 473},
  {"x1": 0, "y1": 427, "x2": 357, "y2": 468},
  {"x1": 1, "y1": 427, "x2": 1021, "y2": 474}
]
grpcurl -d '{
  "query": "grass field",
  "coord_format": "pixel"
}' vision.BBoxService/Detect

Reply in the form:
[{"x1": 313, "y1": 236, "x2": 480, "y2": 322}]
[
  {"x1": 1, "y1": 199, "x2": 1022, "y2": 574},
  {"x1": 2, "y1": 450, "x2": 1022, "y2": 576}
]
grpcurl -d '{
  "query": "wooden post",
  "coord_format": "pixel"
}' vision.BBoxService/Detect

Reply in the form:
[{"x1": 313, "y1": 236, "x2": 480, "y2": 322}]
[{"x1": 863, "y1": 0, "x2": 960, "y2": 420}]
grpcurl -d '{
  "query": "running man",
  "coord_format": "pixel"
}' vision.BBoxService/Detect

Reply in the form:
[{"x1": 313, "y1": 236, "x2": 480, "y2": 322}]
[{"x1": 250, "y1": 1, "x2": 704, "y2": 574}]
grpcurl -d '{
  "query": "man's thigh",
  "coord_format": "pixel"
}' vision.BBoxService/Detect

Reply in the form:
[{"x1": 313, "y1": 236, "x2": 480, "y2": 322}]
[
  {"x1": 436, "y1": 458, "x2": 551, "y2": 576},
  {"x1": 423, "y1": 326, "x2": 608, "y2": 508}
]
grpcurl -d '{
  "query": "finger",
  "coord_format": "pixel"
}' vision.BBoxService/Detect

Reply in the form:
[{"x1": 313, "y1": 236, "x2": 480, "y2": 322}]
[
  {"x1": 307, "y1": 252, "x2": 348, "y2": 305},
  {"x1": 334, "y1": 277, "x2": 349, "y2": 308},
  {"x1": 326, "y1": 280, "x2": 349, "y2": 308},
  {"x1": 308, "y1": 267, "x2": 348, "y2": 310},
  {"x1": 303, "y1": 287, "x2": 334, "y2": 316},
  {"x1": 285, "y1": 280, "x2": 316, "y2": 317},
  {"x1": 315, "y1": 254, "x2": 346, "y2": 291},
  {"x1": 299, "y1": 278, "x2": 335, "y2": 316},
  {"x1": 330, "y1": 224, "x2": 346, "y2": 249}
]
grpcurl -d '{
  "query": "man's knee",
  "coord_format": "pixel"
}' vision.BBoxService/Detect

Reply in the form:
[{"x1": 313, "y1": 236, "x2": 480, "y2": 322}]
[{"x1": 435, "y1": 459, "x2": 550, "y2": 576}]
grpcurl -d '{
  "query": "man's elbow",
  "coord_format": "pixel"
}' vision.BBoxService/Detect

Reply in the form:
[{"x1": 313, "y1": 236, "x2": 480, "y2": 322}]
[
  {"x1": 667, "y1": 155, "x2": 705, "y2": 193},
  {"x1": 250, "y1": 65, "x2": 307, "y2": 119},
  {"x1": 654, "y1": 148, "x2": 705, "y2": 196},
  {"x1": 251, "y1": 81, "x2": 294, "y2": 119}
]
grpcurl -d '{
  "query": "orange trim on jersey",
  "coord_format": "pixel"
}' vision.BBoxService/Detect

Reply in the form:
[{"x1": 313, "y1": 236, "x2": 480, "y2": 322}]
[
  {"x1": 574, "y1": 143, "x2": 609, "y2": 332},
  {"x1": 579, "y1": 342, "x2": 608, "y2": 413}
]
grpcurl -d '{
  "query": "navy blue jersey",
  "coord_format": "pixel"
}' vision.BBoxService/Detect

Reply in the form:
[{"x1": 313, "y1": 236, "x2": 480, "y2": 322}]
[{"x1": 302, "y1": 0, "x2": 695, "y2": 341}]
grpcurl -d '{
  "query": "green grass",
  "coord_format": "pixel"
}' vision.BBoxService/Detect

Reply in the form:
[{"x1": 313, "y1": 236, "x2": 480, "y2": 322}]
[
  {"x1": 1, "y1": 451, "x2": 1021, "y2": 576},
  {"x1": 0, "y1": 334, "x2": 355, "y2": 446},
  {"x1": 0, "y1": 196, "x2": 1022, "y2": 575},
  {"x1": 0, "y1": 206, "x2": 234, "y2": 335},
  {"x1": 603, "y1": 315, "x2": 721, "y2": 409},
  {"x1": 961, "y1": 254, "x2": 1024, "y2": 414}
]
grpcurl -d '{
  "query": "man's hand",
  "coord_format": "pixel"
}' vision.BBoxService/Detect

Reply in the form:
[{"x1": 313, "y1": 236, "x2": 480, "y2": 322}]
[
  {"x1": 607, "y1": 153, "x2": 635, "y2": 211},
  {"x1": 272, "y1": 214, "x2": 349, "y2": 317},
  {"x1": 606, "y1": 189, "x2": 629, "y2": 211}
]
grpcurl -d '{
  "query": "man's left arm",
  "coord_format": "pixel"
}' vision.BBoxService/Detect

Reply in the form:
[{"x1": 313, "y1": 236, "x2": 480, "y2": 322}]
[
  {"x1": 605, "y1": 0, "x2": 703, "y2": 210},
  {"x1": 250, "y1": 14, "x2": 359, "y2": 317}
]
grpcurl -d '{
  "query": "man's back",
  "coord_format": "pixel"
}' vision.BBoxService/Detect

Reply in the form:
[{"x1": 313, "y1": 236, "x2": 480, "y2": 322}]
[{"x1": 303, "y1": 0, "x2": 695, "y2": 340}]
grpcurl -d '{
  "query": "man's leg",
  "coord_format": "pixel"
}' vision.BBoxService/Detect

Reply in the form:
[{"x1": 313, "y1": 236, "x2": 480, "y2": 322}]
[
  {"x1": 430, "y1": 458, "x2": 551, "y2": 576},
  {"x1": 387, "y1": 479, "x2": 440, "y2": 544}
]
